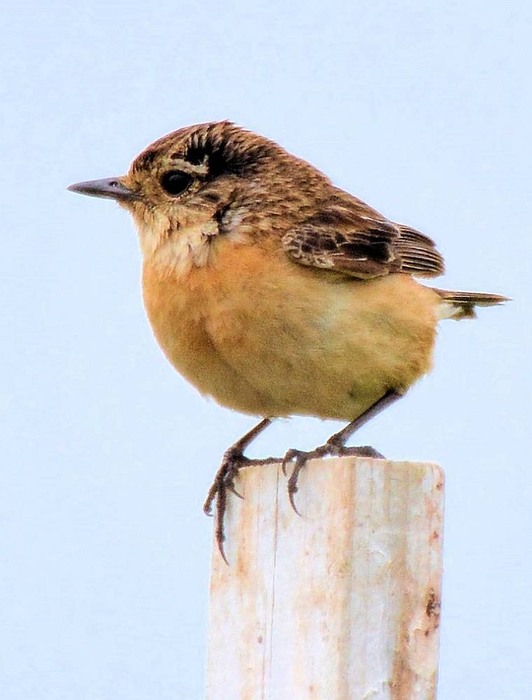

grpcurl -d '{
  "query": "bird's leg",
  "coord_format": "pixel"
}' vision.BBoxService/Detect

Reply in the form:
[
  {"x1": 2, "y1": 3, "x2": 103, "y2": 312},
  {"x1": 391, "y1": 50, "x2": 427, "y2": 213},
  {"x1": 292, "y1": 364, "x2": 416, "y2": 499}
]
[
  {"x1": 203, "y1": 417, "x2": 279, "y2": 562},
  {"x1": 283, "y1": 390, "x2": 402, "y2": 512}
]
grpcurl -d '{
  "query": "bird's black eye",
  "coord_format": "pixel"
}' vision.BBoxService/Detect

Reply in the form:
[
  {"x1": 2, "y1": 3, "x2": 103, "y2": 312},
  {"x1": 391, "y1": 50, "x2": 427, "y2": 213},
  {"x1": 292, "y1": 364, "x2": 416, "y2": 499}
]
[{"x1": 160, "y1": 170, "x2": 193, "y2": 196}]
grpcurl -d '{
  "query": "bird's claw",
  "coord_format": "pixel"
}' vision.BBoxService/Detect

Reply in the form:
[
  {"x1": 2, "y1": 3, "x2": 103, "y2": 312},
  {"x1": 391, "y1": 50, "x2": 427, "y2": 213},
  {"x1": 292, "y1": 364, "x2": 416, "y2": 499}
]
[
  {"x1": 204, "y1": 421, "x2": 385, "y2": 562},
  {"x1": 204, "y1": 442, "x2": 280, "y2": 563},
  {"x1": 203, "y1": 449, "x2": 251, "y2": 562},
  {"x1": 282, "y1": 442, "x2": 385, "y2": 513},
  {"x1": 282, "y1": 443, "x2": 330, "y2": 513},
  {"x1": 337, "y1": 445, "x2": 386, "y2": 459},
  {"x1": 282, "y1": 449, "x2": 308, "y2": 514}
]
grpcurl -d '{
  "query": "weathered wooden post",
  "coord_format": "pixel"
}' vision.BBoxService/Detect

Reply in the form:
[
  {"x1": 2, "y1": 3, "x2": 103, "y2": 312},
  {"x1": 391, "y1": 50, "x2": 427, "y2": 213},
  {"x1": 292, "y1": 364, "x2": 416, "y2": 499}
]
[{"x1": 206, "y1": 456, "x2": 444, "y2": 700}]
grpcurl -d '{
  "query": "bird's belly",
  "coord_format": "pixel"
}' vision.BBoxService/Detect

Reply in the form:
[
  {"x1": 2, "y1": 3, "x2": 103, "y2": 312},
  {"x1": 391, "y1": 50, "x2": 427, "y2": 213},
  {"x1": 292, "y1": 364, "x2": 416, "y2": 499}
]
[{"x1": 142, "y1": 249, "x2": 438, "y2": 420}]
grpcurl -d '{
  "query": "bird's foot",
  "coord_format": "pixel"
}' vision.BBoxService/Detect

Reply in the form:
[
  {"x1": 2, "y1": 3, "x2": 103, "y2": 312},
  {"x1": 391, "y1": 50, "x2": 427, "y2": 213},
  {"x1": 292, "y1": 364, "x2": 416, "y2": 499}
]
[
  {"x1": 282, "y1": 440, "x2": 385, "y2": 513},
  {"x1": 204, "y1": 446, "x2": 278, "y2": 563}
]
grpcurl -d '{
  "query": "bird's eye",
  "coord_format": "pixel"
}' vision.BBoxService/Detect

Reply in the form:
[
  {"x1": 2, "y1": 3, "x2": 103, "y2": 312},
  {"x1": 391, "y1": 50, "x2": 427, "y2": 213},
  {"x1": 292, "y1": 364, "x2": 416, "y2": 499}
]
[{"x1": 160, "y1": 170, "x2": 193, "y2": 196}]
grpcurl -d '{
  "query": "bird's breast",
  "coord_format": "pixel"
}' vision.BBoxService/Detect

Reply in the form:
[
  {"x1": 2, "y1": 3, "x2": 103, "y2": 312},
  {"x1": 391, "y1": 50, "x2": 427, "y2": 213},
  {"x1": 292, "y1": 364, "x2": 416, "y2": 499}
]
[{"x1": 142, "y1": 240, "x2": 439, "y2": 420}]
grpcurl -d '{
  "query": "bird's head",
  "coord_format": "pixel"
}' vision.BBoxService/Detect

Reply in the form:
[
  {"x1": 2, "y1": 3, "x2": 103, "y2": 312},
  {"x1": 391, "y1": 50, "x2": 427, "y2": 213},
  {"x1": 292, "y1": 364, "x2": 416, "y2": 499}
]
[{"x1": 68, "y1": 121, "x2": 330, "y2": 261}]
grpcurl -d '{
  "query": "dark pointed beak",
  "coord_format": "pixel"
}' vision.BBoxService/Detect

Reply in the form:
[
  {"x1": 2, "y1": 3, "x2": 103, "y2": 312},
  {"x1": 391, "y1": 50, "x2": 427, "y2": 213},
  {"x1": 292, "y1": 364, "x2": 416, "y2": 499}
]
[{"x1": 67, "y1": 177, "x2": 140, "y2": 202}]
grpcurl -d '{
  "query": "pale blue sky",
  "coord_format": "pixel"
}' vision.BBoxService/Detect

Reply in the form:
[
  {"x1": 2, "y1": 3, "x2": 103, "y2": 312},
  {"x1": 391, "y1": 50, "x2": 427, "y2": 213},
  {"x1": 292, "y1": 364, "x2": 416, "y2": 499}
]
[{"x1": 1, "y1": 2, "x2": 530, "y2": 698}]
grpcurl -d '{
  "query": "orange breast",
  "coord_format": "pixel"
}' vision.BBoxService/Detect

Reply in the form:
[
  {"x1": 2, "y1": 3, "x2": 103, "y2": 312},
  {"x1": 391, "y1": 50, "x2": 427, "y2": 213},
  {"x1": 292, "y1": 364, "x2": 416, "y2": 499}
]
[{"x1": 142, "y1": 240, "x2": 438, "y2": 420}]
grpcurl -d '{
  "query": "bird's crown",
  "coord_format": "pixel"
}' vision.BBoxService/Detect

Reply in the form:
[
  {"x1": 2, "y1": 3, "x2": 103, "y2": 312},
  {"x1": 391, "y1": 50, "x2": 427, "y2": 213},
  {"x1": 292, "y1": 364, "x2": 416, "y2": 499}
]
[{"x1": 131, "y1": 120, "x2": 282, "y2": 180}]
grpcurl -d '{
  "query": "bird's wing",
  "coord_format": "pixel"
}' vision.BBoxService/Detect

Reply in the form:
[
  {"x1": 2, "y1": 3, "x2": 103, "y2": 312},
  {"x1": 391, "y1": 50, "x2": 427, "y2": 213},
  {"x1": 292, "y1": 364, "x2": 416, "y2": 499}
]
[{"x1": 282, "y1": 201, "x2": 445, "y2": 279}]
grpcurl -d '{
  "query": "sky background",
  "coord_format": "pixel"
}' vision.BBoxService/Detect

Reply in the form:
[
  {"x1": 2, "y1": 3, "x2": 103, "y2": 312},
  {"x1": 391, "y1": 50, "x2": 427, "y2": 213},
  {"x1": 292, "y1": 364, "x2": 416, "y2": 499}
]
[{"x1": 1, "y1": 2, "x2": 530, "y2": 698}]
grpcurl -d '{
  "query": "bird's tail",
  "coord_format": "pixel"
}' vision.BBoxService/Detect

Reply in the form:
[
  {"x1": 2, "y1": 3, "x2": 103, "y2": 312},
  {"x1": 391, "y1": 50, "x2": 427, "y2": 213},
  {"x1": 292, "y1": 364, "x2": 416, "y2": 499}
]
[{"x1": 432, "y1": 288, "x2": 509, "y2": 320}]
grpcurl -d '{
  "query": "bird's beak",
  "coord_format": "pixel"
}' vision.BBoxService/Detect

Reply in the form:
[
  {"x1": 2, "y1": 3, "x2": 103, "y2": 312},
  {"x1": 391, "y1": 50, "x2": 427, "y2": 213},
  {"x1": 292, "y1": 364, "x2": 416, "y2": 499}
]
[{"x1": 67, "y1": 177, "x2": 140, "y2": 202}]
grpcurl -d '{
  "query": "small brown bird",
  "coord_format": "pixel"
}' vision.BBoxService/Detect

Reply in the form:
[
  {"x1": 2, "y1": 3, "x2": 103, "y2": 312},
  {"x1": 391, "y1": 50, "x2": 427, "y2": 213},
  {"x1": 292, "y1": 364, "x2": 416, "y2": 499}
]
[{"x1": 69, "y1": 120, "x2": 506, "y2": 558}]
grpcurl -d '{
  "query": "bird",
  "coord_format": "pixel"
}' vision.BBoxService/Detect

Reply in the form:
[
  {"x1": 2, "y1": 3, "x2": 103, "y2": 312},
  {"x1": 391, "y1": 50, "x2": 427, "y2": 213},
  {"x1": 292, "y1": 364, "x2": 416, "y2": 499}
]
[{"x1": 68, "y1": 120, "x2": 506, "y2": 559}]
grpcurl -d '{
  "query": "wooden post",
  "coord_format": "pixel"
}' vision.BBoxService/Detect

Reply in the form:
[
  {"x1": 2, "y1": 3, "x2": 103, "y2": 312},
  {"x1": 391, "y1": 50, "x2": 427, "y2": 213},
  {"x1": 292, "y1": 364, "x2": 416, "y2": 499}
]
[{"x1": 205, "y1": 457, "x2": 444, "y2": 700}]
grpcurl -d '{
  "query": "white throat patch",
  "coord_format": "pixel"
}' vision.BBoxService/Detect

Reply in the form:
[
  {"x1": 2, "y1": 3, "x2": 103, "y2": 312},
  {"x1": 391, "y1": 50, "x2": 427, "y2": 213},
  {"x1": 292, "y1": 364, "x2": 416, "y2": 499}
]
[{"x1": 137, "y1": 215, "x2": 219, "y2": 274}]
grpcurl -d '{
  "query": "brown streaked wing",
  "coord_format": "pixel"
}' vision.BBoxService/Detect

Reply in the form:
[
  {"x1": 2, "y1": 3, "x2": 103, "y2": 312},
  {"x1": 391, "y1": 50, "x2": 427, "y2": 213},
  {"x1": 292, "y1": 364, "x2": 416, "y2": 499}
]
[
  {"x1": 282, "y1": 204, "x2": 445, "y2": 279},
  {"x1": 393, "y1": 224, "x2": 445, "y2": 278}
]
